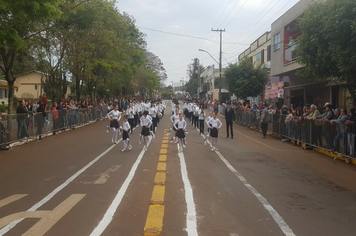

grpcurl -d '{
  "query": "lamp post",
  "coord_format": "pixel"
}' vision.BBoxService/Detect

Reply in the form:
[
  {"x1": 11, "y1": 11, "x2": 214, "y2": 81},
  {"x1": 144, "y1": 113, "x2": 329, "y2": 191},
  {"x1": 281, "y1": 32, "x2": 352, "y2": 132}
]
[{"x1": 199, "y1": 49, "x2": 222, "y2": 103}]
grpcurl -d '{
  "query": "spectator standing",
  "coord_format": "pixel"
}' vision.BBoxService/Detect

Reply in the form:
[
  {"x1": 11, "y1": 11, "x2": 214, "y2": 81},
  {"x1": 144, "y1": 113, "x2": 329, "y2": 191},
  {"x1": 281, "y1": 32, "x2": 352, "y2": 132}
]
[
  {"x1": 260, "y1": 103, "x2": 269, "y2": 139},
  {"x1": 346, "y1": 108, "x2": 356, "y2": 157},
  {"x1": 330, "y1": 108, "x2": 348, "y2": 153},
  {"x1": 42, "y1": 93, "x2": 47, "y2": 109},
  {"x1": 52, "y1": 103, "x2": 59, "y2": 134},
  {"x1": 315, "y1": 103, "x2": 334, "y2": 149},
  {"x1": 36, "y1": 102, "x2": 46, "y2": 140},
  {"x1": 225, "y1": 102, "x2": 235, "y2": 139},
  {"x1": 16, "y1": 100, "x2": 29, "y2": 139}
]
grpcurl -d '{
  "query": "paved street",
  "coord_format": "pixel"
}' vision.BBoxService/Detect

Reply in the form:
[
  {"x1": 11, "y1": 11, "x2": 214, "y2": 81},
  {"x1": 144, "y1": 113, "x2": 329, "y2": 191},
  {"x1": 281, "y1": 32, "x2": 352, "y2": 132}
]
[{"x1": 1, "y1": 101, "x2": 356, "y2": 236}]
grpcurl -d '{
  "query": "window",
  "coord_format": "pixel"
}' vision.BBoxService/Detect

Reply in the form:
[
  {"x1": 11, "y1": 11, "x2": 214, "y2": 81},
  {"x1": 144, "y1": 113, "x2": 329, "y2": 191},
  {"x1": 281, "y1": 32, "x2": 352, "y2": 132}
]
[
  {"x1": 256, "y1": 52, "x2": 261, "y2": 62},
  {"x1": 261, "y1": 50, "x2": 265, "y2": 64},
  {"x1": 274, "y1": 33, "x2": 280, "y2": 51},
  {"x1": 267, "y1": 45, "x2": 271, "y2": 61}
]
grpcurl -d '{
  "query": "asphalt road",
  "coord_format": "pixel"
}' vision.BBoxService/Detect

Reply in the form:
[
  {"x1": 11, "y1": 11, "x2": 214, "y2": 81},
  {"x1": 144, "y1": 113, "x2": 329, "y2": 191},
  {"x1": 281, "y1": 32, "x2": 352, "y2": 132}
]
[{"x1": 0, "y1": 101, "x2": 356, "y2": 236}]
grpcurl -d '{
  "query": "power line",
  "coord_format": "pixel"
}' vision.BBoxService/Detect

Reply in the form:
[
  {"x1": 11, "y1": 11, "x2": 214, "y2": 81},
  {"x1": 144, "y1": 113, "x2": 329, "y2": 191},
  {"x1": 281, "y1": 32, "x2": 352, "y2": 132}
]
[
  {"x1": 218, "y1": 0, "x2": 242, "y2": 28},
  {"x1": 224, "y1": 0, "x2": 249, "y2": 29},
  {"x1": 138, "y1": 26, "x2": 249, "y2": 45}
]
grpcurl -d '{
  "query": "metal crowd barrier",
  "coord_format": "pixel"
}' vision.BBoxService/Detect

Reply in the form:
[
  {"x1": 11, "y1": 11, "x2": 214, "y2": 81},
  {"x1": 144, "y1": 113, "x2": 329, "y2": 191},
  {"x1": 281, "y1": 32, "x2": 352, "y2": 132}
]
[
  {"x1": 218, "y1": 105, "x2": 355, "y2": 157},
  {"x1": 0, "y1": 107, "x2": 108, "y2": 147}
]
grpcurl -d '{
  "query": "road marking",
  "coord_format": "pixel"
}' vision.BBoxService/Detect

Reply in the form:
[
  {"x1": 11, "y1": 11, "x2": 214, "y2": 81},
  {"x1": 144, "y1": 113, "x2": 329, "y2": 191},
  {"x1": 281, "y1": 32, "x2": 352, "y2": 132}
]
[
  {"x1": 0, "y1": 195, "x2": 28, "y2": 208},
  {"x1": 159, "y1": 154, "x2": 167, "y2": 162},
  {"x1": 90, "y1": 147, "x2": 146, "y2": 236},
  {"x1": 94, "y1": 165, "x2": 121, "y2": 184},
  {"x1": 0, "y1": 194, "x2": 85, "y2": 236},
  {"x1": 177, "y1": 143, "x2": 198, "y2": 236},
  {"x1": 144, "y1": 139, "x2": 168, "y2": 235},
  {"x1": 199, "y1": 131, "x2": 296, "y2": 236},
  {"x1": 0, "y1": 125, "x2": 138, "y2": 235}
]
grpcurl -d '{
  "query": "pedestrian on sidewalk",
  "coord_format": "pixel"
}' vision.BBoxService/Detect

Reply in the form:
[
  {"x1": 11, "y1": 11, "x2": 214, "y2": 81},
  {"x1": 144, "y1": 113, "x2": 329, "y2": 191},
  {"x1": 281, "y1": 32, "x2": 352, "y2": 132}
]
[
  {"x1": 122, "y1": 115, "x2": 132, "y2": 152},
  {"x1": 260, "y1": 103, "x2": 269, "y2": 138},
  {"x1": 107, "y1": 104, "x2": 121, "y2": 144},
  {"x1": 225, "y1": 101, "x2": 235, "y2": 139},
  {"x1": 174, "y1": 113, "x2": 187, "y2": 153},
  {"x1": 208, "y1": 111, "x2": 223, "y2": 151}
]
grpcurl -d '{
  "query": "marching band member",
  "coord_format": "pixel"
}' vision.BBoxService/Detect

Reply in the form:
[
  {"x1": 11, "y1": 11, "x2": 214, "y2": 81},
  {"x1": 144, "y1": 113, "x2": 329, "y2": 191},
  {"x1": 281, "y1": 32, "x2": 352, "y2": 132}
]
[
  {"x1": 107, "y1": 104, "x2": 121, "y2": 144},
  {"x1": 208, "y1": 111, "x2": 223, "y2": 151},
  {"x1": 126, "y1": 103, "x2": 135, "y2": 134},
  {"x1": 205, "y1": 111, "x2": 214, "y2": 145},
  {"x1": 198, "y1": 104, "x2": 206, "y2": 134},
  {"x1": 149, "y1": 103, "x2": 157, "y2": 133},
  {"x1": 174, "y1": 113, "x2": 187, "y2": 153},
  {"x1": 140, "y1": 111, "x2": 152, "y2": 151},
  {"x1": 170, "y1": 108, "x2": 180, "y2": 143},
  {"x1": 122, "y1": 115, "x2": 132, "y2": 152}
]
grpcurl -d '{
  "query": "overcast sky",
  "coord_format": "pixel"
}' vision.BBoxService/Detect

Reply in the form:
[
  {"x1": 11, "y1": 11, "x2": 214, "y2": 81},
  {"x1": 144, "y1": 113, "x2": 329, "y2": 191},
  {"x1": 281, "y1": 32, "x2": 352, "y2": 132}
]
[{"x1": 117, "y1": 0, "x2": 300, "y2": 86}]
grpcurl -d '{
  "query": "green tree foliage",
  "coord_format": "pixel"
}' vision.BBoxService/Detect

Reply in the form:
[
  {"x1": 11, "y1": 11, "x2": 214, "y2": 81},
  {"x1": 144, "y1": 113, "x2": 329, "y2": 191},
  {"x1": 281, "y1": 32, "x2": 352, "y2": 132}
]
[
  {"x1": 298, "y1": 0, "x2": 356, "y2": 101},
  {"x1": 225, "y1": 59, "x2": 268, "y2": 100},
  {"x1": 0, "y1": 0, "x2": 62, "y2": 113},
  {"x1": 185, "y1": 58, "x2": 203, "y2": 97}
]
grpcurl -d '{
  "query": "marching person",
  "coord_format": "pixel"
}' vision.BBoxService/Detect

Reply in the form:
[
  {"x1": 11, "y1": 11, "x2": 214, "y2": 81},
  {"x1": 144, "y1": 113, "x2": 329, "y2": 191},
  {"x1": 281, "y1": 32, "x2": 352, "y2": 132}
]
[
  {"x1": 170, "y1": 108, "x2": 180, "y2": 143},
  {"x1": 198, "y1": 104, "x2": 206, "y2": 134},
  {"x1": 122, "y1": 115, "x2": 132, "y2": 152},
  {"x1": 205, "y1": 111, "x2": 214, "y2": 145},
  {"x1": 107, "y1": 104, "x2": 121, "y2": 144},
  {"x1": 140, "y1": 111, "x2": 152, "y2": 151},
  {"x1": 126, "y1": 103, "x2": 135, "y2": 134},
  {"x1": 149, "y1": 103, "x2": 157, "y2": 133},
  {"x1": 225, "y1": 101, "x2": 235, "y2": 139},
  {"x1": 208, "y1": 111, "x2": 223, "y2": 151},
  {"x1": 174, "y1": 113, "x2": 187, "y2": 153}
]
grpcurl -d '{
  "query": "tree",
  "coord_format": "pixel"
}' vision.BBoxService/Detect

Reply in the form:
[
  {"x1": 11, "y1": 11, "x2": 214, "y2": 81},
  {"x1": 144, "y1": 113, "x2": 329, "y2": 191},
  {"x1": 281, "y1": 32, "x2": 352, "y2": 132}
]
[
  {"x1": 185, "y1": 58, "x2": 204, "y2": 97},
  {"x1": 297, "y1": 0, "x2": 356, "y2": 101},
  {"x1": 225, "y1": 59, "x2": 268, "y2": 100},
  {"x1": 0, "y1": 0, "x2": 62, "y2": 113}
]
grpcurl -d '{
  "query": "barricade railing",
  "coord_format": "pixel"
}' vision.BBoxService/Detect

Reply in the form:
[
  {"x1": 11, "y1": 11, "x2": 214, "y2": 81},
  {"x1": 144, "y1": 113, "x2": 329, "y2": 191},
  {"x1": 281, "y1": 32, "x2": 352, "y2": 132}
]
[
  {"x1": 218, "y1": 105, "x2": 354, "y2": 157},
  {"x1": 0, "y1": 107, "x2": 107, "y2": 147}
]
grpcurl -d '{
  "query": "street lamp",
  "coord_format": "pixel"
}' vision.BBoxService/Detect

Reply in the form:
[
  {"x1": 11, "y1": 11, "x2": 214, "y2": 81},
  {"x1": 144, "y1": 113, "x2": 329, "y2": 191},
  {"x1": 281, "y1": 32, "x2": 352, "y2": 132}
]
[{"x1": 199, "y1": 49, "x2": 222, "y2": 103}]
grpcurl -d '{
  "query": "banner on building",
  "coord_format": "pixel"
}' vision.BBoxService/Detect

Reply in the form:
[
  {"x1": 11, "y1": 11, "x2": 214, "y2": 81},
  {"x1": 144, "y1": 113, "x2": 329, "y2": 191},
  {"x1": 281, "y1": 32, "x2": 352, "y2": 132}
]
[{"x1": 265, "y1": 81, "x2": 284, "y2": 100}]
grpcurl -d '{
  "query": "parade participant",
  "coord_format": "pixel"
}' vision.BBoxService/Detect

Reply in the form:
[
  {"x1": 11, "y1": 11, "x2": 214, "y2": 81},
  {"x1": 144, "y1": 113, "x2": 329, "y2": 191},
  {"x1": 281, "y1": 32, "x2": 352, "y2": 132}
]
[
  {"x1": 174, "y1": 113, "x2": 187, "y2": 153},
  {"x1": 140, "y1": 111, "x2": 152, "y2": 151},
  {"x1": 208, "y1": 111, "x2": 222, "y2": 151},
  {"x1": 149, "y1": 103, "x2": 157, "y2": 133},
  {"x1": 121, "y1": 115, "x2": 132, "y2": 152},
  {"x1": 170, "y1": 108, "x2": 180, "y2": 143},
  {"x1": 107, "y1": 104, "x2": 121, "y2": 144},
  {"x1": 204, "y1": 111, "x2": 214, "y2": 145},
  {"x1": 193, "y1": 102, "x2": 199, "y2": 128},
  {"x1": 225, "y1": 101, "x2": 235, "y2": 139},
  {"x1": 126, "y1": 103, "x2": 135, "y2": 134},
  {"x1": 198, "y1": 104, "x2": 206, "y2": 134}
]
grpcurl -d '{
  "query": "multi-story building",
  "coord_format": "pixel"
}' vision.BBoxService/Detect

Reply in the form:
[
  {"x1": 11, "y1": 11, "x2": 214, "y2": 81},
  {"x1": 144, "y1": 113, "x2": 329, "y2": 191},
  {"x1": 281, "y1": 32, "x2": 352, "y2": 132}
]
[
  {"x1": 270, "y1": 0, "x2": 350, "y2": 109},
  {"x1": 199, "y1": 65, "x2": 229, "y2": 102},
  {"x1": 238, "y1": 31, "x2": 279, "y2": 105}
]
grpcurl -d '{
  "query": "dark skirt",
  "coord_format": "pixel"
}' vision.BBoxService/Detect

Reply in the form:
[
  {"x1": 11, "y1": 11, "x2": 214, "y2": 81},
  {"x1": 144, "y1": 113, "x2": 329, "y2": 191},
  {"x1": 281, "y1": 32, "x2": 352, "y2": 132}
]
[
  {"x1": 123, "y1": 130, "x2": 129, "y2": 140},
  {"x1": 141, "y1": 126, "x2": 150, "y2": 136},
  {"x1": 110, "y1": 120, "x2": 119, "y2": 129},
  {"x1": 176, "y1": 129, "x2": 185, "y2": 139},
  {"x1": 210, "y1": 128, "x2": 218, "y2": 138}
]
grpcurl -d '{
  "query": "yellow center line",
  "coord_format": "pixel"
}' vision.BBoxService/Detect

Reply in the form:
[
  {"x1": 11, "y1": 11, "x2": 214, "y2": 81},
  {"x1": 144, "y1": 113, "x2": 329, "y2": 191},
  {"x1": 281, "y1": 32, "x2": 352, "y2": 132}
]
[{"x1": 144, "y1": 129, "x2": 169, "y2": 236}]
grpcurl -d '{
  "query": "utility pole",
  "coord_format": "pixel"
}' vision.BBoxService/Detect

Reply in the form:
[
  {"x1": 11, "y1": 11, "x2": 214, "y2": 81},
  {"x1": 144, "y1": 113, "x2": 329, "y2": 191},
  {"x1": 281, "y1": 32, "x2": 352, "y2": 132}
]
[
  {"x1": 211, "y1": 28, "x2": 225, "y2": 104},
  {"x1": 197, "y1": 58, "x2": 200, "y2": 100}
]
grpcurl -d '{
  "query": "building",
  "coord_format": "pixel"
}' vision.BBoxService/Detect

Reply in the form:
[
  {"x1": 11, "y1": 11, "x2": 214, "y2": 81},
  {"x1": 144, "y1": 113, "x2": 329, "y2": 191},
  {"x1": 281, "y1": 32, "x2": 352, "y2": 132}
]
[
  {"x1": 199, "y1": 65, "x2": 229, "y2": 102},
  {"x1": 270, "y1": 0, "x2": 350, "y2": 109},
  {"x1": 238, "y1": 31, "x2": 277, "y2": 106},
  {"x1": 0, "y1": 80, "x2": 21, "y2": 104},
  {"x1": 14, "y1": 71, "x2": 47, "y2": 100}
]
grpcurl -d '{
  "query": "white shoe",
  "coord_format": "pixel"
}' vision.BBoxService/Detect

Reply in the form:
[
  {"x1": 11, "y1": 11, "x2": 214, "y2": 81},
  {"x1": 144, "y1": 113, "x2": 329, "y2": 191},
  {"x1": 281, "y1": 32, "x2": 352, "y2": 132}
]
[
  {"x1": 129, "y1": 146, "x2": 132, "y2": 151},
  {"x1": 211, "y1": 148, "x2": 214, "y2": 152},
  {"x1": 144, "y1": 147, "x2": 147, "y2": 151},
  {"x1": 112, "y1": 139, "x2": 114, "y2": 143},
  {"x1": 115, "y1": 141, "x2": 119, "y2": 144},
  {"x1": 183, "y1": 144, "x2": 186, "y2": 148},
  {"x1": 106, "y1": 126, "x2": 110, "y2": 133},
  {"x1": 121, "y1": 149, "x2": 125, "y2": 152}
]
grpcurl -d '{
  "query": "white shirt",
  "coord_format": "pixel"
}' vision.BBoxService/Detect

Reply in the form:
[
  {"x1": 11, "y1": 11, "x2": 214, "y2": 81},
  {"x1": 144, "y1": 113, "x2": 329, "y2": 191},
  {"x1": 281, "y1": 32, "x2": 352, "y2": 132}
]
[
  {"x1": 149, "y1": 107, "x2": 157, "y2": 118},
  {"x1": 208, "y1": 118, "x2": 223, "y2": 128},
  {"x1": 126, "y1": 107, "x2": 135, "y2": 119},
  {"x1": 170, "y1": 114, "x2": 180, "y2": 123},
  {"x1": 198, "y1": 109, "x2": 206, "y2": 120},
  {"x1": 205, "y1": 116, "x2": 213, "y2": 126},
  {"x1": 140, "y1": 116, "x2": 152, "y2": 127},
  {"x1": 107, "y1": 110, "x2": 121, "y2": 121},
  {"x1": 123, "y1": 121, "x2": 130, "y2": 131},
  {"x1": 174, "y1": 119, "x2": 187, "y2": 130}
]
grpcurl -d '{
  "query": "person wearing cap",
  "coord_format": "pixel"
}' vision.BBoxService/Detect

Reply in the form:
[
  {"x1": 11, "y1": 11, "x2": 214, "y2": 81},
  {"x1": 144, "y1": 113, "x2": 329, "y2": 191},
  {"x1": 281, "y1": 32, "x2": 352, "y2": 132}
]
[
  {"x1": 260, "y1": 103, "x2": 269, "y2": 138},
  {"x1": 225, "y1": 101, "x2": 235, "y2": 139}
]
